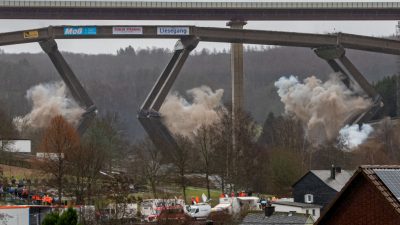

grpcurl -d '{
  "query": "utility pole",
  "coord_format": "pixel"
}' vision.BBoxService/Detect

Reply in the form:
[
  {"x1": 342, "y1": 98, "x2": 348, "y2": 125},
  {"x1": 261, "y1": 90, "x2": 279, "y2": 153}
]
[{"x1": 396, "y1": 21, "x2": 400, "y2": 116}]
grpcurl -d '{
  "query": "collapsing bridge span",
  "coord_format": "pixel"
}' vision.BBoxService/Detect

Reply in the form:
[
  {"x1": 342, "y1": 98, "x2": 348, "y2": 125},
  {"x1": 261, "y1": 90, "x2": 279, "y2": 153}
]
[{"x1": 0, "y1": 25, "x2": 399, "y2": 148}]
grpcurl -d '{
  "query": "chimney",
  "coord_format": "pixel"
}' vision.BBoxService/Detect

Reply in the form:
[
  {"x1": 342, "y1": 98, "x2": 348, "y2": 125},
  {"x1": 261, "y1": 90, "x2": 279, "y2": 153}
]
[
  {"x1": 330, "y1": 164, "x2": 335, "y2": 180},
  {"x1": 264, "y1": 206, "x2": 275, "y2": 217}
]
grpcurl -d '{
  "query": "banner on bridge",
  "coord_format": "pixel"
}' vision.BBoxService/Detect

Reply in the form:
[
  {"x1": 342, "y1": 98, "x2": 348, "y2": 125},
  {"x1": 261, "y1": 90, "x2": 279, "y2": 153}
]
[
  {"x1": 157, "y1": 27, "x2": 190, "y2": 35},
  {"x1": 64, "y1": 27, "x2": 97, "y2": 36}
]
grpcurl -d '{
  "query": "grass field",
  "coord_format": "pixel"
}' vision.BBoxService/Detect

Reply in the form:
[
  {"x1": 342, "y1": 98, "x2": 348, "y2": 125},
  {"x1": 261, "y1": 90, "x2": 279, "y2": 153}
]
[
  {"x1": 185, "y1": 186, "x2": 221, "y2": 205},
  {"x1": 0, "y1": 164, "x2": 41, "y2": 179},
  {"x1": 0, "y1": 164, "x2": 224, "y2": 207}
]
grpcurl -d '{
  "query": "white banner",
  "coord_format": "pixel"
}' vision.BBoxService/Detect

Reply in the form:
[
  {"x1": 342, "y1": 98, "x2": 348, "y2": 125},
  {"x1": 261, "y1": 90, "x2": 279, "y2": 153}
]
[
  {"x1": 112, "y1": 26, "x2": 143, "y2": 35},
  {"x1": 157, "y1": 27, "x2": 190, "y2": 35}
]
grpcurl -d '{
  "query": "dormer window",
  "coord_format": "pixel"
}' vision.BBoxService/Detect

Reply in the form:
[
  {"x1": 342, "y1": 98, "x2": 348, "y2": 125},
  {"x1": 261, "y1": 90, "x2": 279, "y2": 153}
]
[{"x1": 305, "y1": 194, "x2": 314, "y2": 203}]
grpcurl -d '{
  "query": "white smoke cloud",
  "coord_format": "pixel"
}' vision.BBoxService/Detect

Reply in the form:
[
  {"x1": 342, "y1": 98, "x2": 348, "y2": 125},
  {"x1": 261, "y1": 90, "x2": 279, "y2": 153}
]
[
  {"x1": 274, "y1": 74, "x2": 372, "y2": 145},
  {"x1": 160, "y1": 85, "x2": 224, "y2": 136},
  {"x1": 339, "y1": 124, "x2": 374, "y2": 150},
  {"x1": 14, "y1": 82, "x2": 85, "y2": 131}
]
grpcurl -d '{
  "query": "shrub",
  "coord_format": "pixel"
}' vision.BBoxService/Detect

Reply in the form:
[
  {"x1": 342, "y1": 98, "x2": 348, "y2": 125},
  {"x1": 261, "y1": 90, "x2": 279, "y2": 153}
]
[
  {"x1": 57, "y1": 208, "x2": 78, "y2": 225},
  {"x1": 42, "y1": 212, "x2": 60, "y2": 225},
  {"x1": 41, "y1": 208, "x2": 79, "y2": 225}
]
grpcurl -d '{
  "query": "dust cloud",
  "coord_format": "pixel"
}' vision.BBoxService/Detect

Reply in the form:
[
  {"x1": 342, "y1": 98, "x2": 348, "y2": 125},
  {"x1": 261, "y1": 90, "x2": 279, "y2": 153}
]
[
  {"x1": 274, "y1": 74, "x2": 372, "y2": 146},
  {"x1": 160, "y1": 85, "x2": 224, "y2": 136},
  {"x1": 338, "y1": 124, "x2": 374, "y2": 150},
  {"x1": 14, "y1": 82, "x2": 84, "y2": 131}
]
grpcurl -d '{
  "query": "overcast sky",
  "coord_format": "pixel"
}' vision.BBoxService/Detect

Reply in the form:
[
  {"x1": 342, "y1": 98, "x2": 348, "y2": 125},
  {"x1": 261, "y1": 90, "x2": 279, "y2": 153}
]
[{"x1": 0, "y1": 0, "x2": 399, "y2": 54}]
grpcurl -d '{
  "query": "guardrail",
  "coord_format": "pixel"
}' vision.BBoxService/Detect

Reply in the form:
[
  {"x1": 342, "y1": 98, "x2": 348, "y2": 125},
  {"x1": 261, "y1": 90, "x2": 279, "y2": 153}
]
[{"x1": 0, "y1": 1, "x2": 399, "y2": 9}]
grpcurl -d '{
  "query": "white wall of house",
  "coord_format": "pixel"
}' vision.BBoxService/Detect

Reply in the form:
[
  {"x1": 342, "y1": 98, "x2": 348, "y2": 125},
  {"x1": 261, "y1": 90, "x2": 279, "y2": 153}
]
[
  {"x1": 0, "y1": 140, "x2": 31, "y2": 153},
  {"x1": 0, "y1": 207, "x2": 29, "y2": 225},
  {"x1": 271, "y1": 203, "x2": 320, "y2": 221}
]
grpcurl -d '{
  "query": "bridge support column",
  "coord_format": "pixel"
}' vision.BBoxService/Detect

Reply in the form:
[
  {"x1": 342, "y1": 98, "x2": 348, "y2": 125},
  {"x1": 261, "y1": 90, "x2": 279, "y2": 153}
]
[
  {"x1": 227, "y1": 20, "x2": 246, "y2": 117},
  {"x1": 39, "y1": 39, "x2": 97, "y2": 135},
  {"x1": 314, "y1": 46, "x2": 383, "y2": 124},
  {"x1": 139, "y1": 37, "x2": 199, "y2": 151},
  {"x1": 227, "y1": 20, "x2": 246, "y2": 176}
]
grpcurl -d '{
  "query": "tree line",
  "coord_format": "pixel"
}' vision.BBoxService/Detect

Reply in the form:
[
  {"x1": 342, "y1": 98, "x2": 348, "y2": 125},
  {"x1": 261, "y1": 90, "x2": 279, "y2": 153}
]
[
  {"x1": 1, "y1": 75, "x2": 400, "y2": 199},
  {"x1": 0, "y1": 46, "x2": 397, "y2": 141},
  {"x1": 1, "y1": 47, "x2": 400, "y2": 225}
]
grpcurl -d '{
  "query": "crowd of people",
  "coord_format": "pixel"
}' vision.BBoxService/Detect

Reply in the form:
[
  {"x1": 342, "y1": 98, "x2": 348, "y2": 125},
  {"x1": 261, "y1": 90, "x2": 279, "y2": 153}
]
[
  {"x1": 0, "y1": 176, "x2": 31, "y2": 199},
  {"x1": 0, "y1": 175, "x2": 55, "y2": 205}
]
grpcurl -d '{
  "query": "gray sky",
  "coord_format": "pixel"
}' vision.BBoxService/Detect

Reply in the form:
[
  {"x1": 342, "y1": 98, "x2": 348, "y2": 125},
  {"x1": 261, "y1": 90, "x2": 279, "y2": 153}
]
[{"x1": 0, "y1": 0, "x2": 399, "y2": 54}]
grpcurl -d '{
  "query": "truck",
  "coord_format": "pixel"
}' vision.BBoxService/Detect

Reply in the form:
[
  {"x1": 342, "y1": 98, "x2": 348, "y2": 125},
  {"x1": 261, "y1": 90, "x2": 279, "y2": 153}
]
[
  {"x1": 140, "y1": 199, "x2": 185, "y2": 222},
  {"x1": 155, "y1": 205, "x2": 186, "y2": 223},
  {"x1": 212, "y1": 196, "x2": 260, "y2": 215}
]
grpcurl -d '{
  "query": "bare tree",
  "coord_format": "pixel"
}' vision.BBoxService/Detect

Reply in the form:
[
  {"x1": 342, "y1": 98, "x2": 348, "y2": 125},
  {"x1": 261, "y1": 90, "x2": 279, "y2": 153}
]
[
  {"x1": 133, "y1": 138, "x2": 163, "y2": 198},
  {"x1": 67, "y1": 141, "x2": 107, "y2": 206},
  {"x1": 0, "y1": 107, "x2": 19, "y2": 163},
  {"x1": 170, "y1": 135, "x2": 193, "y2": 203},
  {"x1": 101, "y1": 173, "x2": 134, "y2": 224},
  {"x1": 193, "y1": 124, "x2": 215, "y2": 199},
  {"x1": 36, "y1": 115, "x2": 80, "y2": 204},
  {"x1": 72, "y1": 117, "x2": 119, "y2": 205},
  {"x1": 211, "y1": 108, "x2": 233, "y2": 193},
  {"x1": 210, "y1": 107, "x2": 262, "y2": 192},
  {"x1": 376, "y1": 117, "x2": 398, "y2": 160}
]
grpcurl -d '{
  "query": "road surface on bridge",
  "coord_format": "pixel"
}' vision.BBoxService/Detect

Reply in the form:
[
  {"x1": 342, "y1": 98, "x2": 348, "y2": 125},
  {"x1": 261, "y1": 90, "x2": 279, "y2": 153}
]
[{"x1": 1, "y1": 1, "x2": 400, "y2": 20}]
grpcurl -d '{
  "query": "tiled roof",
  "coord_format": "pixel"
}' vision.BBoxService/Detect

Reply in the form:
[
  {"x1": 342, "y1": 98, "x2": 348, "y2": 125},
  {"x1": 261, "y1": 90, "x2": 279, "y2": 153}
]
[
  {"x1": 272, "y1": 201, "x2": 322, "y2": 208},
  {"x1": 315, "y1": 165, "x2": 400, "y2": 225},
  {"x1": 310, "y1": 170, "x2": 354, "y2": 192},
  {"x1": 240, "y1": 212, "x2": 313, "y2": 225},
  {"x1": 360, "y1": 165, "x2": 400, "y2": 213}
]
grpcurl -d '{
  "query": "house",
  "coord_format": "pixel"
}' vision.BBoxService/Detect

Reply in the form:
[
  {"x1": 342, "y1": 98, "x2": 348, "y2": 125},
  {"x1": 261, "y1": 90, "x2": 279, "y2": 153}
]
[
  {"x1": 292, "y1": 166, "x2": 353, "y2": 209},
  {"x1": 0, "y1": 140, "x2": 31, "y2": 153},
  {"x1": 315, "y1": 165, "x2": 400, "y2": 225},
  {"x1": 272, "y1": 201, "x2": 322, "y2": 220},
  {"x1": 240, "y1": 206, "x2": 314, "y2": 225}
]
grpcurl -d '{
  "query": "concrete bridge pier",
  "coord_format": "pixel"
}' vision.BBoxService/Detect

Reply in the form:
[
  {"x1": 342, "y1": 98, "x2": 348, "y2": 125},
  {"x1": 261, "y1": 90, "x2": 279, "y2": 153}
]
[
  {"x1": 227, "y1": 20, "x2": 246, "y2": 115},
  {"x1": 227, "y1": 20, "x2": 246, "y2": 155}
]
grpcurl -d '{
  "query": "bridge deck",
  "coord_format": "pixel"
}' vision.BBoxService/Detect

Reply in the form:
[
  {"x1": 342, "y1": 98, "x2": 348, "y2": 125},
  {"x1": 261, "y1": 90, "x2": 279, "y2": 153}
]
[
  {"x1": 0, "y1": 25, "x2": 400, "y2": 55},
  {"x1": 1, "y1": 1, "x2": 400, "y2": 20}
]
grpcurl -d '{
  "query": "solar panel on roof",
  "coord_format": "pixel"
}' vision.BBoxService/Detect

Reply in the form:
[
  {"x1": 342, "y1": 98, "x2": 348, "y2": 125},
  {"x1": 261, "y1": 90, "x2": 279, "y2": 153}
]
[{"x1": 374, "y1": 169, "x2": 400, "y2": 200}]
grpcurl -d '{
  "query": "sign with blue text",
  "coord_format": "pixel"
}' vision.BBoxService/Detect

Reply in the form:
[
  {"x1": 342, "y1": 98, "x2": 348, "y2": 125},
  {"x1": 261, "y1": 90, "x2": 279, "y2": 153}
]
[
  {"x1": 157, "y1": 27, "x2": 190, "y2": 35},
  {"x1": 64, "y1": 27, "x2": 97, "y2": 36}
]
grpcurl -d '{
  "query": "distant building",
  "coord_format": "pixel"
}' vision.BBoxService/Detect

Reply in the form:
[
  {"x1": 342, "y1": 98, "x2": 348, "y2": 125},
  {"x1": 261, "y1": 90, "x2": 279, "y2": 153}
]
[
  {"x1": 292, "y1": 166, "x2": 353, "y2": 209},
  {"x1": 272, "y1": 201, "x2": 322, "y2": 221},
  {"x1": 36, "y1": 152, "x2": 64, "y2": 160},
  {"x1": 315, "y1": 165, "x2": 400, "y2": 225},
  {"x1": 240, "y1": 207, "x2": 314, "y2": 225},
  {"x1": 0, "y1": 140, "x2": 31, "y2": 153}
]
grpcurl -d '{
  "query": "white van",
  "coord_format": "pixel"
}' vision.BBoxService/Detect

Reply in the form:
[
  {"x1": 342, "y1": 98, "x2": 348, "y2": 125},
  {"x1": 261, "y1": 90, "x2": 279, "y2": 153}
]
[{"x1": 186, "y1": 203, "x2": 211, "y2": 220}]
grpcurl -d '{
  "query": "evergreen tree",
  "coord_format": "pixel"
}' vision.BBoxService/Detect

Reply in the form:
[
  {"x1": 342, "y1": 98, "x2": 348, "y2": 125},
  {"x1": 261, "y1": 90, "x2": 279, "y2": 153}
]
[
  {"x1": 57, "y1": 208, "x2": 78, "y2": 225},
  {"x1": 374, "y1": 75, "x2": 399, "y2": 118},
  {"x1": 41, "y1": 212, "x2": 59, "y2": 225},
  {"x1": 41, "y1": 208, "x2": 79, "y2": 225}
]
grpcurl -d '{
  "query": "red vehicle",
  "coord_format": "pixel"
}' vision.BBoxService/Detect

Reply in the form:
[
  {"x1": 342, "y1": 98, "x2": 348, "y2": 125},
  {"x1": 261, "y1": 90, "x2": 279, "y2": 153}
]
[{"x1": 148, "y1": 205, "x2": 187, "y2": 223}]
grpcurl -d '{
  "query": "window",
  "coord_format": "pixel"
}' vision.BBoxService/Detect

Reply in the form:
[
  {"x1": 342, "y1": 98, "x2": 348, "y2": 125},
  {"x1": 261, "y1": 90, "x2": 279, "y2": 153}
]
[
  {"x1": 306, "y1": 209, "x2": 309, "y2": 215},
  {"x1": 304, "y1": 194, "x2": 314, "y2": 203},
  {"x1": 312, "y1": 209, "x2": 316, "y2": 216}
]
